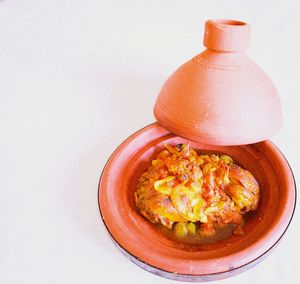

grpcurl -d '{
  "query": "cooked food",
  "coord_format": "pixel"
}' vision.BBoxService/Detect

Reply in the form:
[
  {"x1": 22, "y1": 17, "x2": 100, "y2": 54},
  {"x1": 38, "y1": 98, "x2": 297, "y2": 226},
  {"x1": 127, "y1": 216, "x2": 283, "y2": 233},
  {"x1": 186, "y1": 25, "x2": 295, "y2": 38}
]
[{"x1": 134, "y1": 144, "x2": 259, "y2": 239}]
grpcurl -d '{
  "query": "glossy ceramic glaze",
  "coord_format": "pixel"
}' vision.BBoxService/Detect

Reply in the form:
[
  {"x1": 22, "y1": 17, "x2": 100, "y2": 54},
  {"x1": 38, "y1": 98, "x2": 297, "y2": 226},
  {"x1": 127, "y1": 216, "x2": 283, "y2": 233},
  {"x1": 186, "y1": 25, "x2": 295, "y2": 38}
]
[
  {"x1": 98, "y1": 123, "x2": 296, "y2": 281},
  {"x1": 154, "y1": 19, "x2": 283, "y2": 146}
]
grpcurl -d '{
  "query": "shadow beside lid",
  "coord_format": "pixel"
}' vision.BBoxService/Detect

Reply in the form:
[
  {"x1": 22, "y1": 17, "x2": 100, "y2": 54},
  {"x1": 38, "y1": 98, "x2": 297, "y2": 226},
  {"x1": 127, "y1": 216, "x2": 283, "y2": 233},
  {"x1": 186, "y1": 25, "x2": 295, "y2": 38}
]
[{"x1": 154, "y1": 19, "x2": 283, "y2": 146}]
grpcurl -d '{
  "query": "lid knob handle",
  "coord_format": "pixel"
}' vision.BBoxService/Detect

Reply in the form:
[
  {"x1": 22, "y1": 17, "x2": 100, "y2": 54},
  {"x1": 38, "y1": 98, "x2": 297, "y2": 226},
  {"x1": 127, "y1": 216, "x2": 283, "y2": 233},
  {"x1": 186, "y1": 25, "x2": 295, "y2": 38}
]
[{"x1": 204, "y1": 19, "x2": 251, "y2": 52}]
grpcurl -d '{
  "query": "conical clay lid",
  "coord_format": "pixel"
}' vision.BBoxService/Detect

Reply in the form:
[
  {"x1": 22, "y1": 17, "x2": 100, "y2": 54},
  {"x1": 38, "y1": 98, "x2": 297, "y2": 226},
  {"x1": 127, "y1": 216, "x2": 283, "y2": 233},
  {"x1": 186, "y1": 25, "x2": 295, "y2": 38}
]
[{"x1": 154, "y1": 19, "x2": 283, "y2": 146}]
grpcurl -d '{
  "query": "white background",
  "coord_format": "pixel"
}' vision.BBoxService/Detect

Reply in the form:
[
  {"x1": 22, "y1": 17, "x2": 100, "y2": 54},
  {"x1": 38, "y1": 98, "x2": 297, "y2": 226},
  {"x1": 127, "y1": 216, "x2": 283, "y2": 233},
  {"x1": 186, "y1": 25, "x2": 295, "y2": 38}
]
[{"x1": 1, "y1": 1, "x2": 299, "y2": 283}]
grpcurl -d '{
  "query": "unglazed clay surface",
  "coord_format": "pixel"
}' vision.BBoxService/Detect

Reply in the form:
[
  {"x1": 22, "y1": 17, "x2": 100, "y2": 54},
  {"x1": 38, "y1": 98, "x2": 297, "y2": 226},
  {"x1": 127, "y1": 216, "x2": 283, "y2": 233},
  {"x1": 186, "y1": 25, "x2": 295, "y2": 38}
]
[
  {"x1": 99, "y1": 123, "x2": 295, "y2": 279},
  {"x1": 154, "y1": 19, "x2": 283, "y2": 145}
]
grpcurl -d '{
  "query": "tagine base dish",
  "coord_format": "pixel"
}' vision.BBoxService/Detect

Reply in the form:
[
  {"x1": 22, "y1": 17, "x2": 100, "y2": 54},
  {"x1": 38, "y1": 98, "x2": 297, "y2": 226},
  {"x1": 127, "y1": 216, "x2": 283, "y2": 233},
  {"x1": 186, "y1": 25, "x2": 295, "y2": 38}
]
[{"x1": 98, "y1": 123, "x2": 296, "y2": 282}]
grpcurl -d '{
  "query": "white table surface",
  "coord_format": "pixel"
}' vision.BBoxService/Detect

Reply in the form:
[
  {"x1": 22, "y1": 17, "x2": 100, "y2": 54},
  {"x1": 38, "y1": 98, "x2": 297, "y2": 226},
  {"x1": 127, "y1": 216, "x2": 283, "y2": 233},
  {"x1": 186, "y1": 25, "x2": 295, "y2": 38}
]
[{"x1": 1, "y1": 1, "x2": 299, "y2": 283}]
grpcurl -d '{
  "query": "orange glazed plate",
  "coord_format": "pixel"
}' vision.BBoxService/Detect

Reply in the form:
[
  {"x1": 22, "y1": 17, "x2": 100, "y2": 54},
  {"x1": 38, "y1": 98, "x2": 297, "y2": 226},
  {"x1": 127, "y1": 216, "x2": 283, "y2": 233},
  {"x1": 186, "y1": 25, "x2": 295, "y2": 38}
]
[{"x1": 98, "y1": 123, "x2": 296, "y2": 282}]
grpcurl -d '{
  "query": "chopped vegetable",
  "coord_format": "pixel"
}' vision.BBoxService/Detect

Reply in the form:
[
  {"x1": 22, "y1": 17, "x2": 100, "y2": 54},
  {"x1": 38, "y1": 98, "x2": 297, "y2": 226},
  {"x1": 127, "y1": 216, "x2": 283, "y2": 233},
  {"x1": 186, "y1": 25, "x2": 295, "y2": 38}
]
[
  {"x1": 154, "y1": 176, "x2": 176, "y2": 194},
  {"x1": 220, "y1": 155, "x2": 234, "y2": 164},
  {"x1": 187, "y1": 222, "x2": 196, "y2": 235},
  {"x1": 174, "y1": 222, "x2": 189, "y2": 238}
]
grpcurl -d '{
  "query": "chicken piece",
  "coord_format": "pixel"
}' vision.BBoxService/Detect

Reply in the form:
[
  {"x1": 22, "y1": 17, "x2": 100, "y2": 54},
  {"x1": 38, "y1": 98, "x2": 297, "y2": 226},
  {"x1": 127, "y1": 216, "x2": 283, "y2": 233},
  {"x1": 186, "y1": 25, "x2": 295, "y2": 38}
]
[
  {"x1": 204, "y1": 198, "x2": 243, "y2": 225},
  {"x1": 171, "y1": 184, "x2": 207, "y2": 223},
  {"x1": 134, "y1": 190, "x2": 187, "y2": 228},
  {"x1": 135, "y1": 176, "x2": 187, "y2": 228},
  {"x1": 225, "y1": 164, "x2": 260, "y2": 212}
]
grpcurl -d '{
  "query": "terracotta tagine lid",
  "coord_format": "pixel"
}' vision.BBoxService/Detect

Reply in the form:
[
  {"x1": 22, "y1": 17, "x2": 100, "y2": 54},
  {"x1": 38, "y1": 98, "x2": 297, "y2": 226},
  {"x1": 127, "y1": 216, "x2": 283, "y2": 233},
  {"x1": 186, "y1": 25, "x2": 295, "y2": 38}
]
[{"x1": 154, "y1": 19, "x2": 283, "y2": 146}]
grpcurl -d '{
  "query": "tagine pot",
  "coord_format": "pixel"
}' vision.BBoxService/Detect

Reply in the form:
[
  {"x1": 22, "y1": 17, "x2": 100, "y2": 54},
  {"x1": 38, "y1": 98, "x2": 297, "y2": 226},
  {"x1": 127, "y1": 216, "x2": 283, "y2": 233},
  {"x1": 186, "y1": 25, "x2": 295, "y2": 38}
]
[{"x1": 98, "y1": 19, "x2": 296, "y2": 282}]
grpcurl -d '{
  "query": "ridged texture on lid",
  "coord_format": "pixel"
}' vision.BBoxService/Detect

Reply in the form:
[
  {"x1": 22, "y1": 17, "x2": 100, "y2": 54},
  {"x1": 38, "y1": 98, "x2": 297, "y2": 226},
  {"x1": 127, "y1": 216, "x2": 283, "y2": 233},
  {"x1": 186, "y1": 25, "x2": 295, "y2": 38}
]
[{"x1": 154, "y1": 19, "x2": 283, "y2": 145}]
